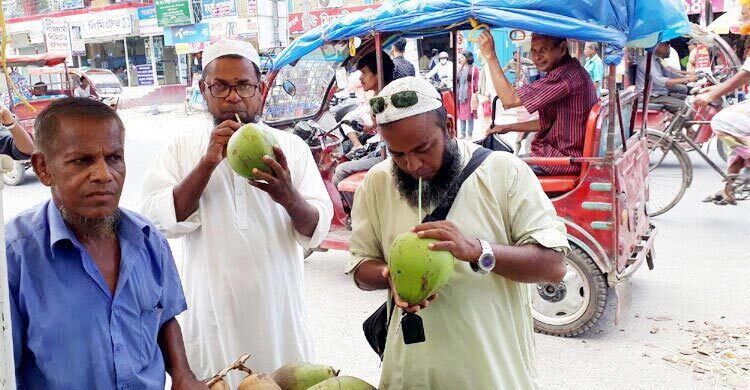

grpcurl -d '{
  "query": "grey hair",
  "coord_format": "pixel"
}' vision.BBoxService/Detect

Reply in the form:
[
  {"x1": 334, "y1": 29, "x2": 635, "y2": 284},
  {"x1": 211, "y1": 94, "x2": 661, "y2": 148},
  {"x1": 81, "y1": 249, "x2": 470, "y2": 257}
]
[
  {"x1": 585, "y1": 42, "x2": 599, "y2": 51},
  {"x1": 34, "y1": 97, "x2": 125, "y2": 155}
]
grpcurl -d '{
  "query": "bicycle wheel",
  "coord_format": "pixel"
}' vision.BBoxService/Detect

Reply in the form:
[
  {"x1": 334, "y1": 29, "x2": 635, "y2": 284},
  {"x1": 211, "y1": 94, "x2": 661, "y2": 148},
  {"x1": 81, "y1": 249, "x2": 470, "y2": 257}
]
[{"x1": 646, "y1": 131, "x2": 692, "y2": 217}]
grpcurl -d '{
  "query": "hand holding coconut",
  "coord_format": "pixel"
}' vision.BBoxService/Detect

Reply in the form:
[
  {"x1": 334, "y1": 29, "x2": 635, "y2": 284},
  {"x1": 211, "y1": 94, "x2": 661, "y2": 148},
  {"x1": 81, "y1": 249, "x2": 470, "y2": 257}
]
[
  {"x1": 204, "y1": 120, "x2": 244, "y2": 169},
  {"x1": 413, "y1": 220, "x2": 484, "y2": 263},
  {"x1": 246, "y1": 146, "x2": 299, "y2": 209},
  {"x1": 382, "y1": 267, "x2": 439, "y2": 314}
]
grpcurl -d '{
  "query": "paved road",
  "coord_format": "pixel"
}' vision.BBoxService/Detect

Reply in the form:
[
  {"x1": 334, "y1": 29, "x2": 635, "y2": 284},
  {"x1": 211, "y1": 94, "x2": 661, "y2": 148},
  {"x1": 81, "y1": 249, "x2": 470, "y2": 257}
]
[{"x1": 2, "y1": 106, "x2": 748, "y2": 388}]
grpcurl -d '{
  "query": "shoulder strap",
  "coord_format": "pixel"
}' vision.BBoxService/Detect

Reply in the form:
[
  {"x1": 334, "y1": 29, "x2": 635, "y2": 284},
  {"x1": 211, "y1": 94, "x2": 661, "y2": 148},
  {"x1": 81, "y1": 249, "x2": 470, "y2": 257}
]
[{"x1": 422, "y1": 147, "x2": 492, "y2": 223}]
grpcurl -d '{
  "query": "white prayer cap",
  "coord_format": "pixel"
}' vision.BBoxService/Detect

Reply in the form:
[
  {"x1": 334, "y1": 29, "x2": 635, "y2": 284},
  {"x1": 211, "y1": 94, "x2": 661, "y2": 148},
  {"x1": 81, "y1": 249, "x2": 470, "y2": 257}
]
[
  {"x1": 372, "y1": 76, "x2": 443, "y2": 125},
  {"x1": 203, "y1": 39, "x2": 261, "y2": 68}
]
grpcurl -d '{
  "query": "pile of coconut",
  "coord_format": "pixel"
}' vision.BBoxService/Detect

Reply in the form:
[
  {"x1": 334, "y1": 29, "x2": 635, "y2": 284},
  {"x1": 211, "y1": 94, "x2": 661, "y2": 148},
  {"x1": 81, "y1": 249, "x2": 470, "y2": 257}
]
[{"x1": 204, "y1": 354, "x2": 375, "y2": 390}]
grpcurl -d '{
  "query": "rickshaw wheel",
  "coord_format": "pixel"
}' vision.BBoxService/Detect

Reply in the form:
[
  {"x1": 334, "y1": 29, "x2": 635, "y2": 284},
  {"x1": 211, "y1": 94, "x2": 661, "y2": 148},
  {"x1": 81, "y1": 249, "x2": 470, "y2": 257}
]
[
  {"x1": 532, "y1": 246, "x2": 607, "y2": 337},
  {"x1": 646, "y1": 131, "x2": 691, "y2": 217},
  {"x1": 3, "y1": 161, "x2": 27, "y2": 186}
]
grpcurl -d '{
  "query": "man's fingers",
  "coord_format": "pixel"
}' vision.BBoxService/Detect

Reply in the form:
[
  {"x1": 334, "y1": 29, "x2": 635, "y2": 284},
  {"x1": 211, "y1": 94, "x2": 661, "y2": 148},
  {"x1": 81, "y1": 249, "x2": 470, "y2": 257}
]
[
  {"x1": 428, "y1": 240, "x2": 457, "y2": 252},
  {"x1": 416, "y1": 228, "x2": 453, "y2": 242},
  {"x1": 251, "y1": 168, "x2": 277, "y2": 184},
  {"x1": 413, "y1": 220, "x2": 455, "y2": 232},
  {"x1": 262, "y1": 155, "x2": 286, "y2": 178},
  {"x1": 217, "y1": 119, "x2": 243, "y2": 130},
  {"x1": 272, "y1": 146, "x2": 290, "y2": 172}
]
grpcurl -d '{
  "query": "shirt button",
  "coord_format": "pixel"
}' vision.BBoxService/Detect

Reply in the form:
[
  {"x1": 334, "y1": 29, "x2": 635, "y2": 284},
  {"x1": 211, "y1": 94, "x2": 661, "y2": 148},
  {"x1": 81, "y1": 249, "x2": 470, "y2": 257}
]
[
  {"x1": 121, "y1": 385, "x2": 129, "y2": 390},
  {"x1": 115, "y1": 344, "x2": 123, "y2": 352}
]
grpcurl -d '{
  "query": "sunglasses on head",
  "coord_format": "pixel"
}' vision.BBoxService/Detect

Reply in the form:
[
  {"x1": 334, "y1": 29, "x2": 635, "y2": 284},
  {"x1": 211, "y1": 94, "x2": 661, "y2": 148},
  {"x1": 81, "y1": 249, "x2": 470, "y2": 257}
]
[{"x1": 369, "y1": 90, "x2": 439, "y2": 114}]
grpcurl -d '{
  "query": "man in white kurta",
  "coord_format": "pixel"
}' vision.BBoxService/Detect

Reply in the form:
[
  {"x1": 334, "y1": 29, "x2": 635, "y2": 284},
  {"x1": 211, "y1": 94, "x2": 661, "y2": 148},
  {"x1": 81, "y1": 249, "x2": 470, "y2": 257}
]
[
  {"x1": 347, "y1": 77, "x2": 569, "y2": 388},
  {"x1": 141, "y1": 40, "x2": 332, "y2": 384}
]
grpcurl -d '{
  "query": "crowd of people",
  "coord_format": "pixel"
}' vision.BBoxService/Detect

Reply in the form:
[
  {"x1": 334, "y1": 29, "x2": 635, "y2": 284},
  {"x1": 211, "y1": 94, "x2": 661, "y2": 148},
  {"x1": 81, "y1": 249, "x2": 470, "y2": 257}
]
[{"x1": 3, "y1": 3, "x2": 750, "y2": 387}]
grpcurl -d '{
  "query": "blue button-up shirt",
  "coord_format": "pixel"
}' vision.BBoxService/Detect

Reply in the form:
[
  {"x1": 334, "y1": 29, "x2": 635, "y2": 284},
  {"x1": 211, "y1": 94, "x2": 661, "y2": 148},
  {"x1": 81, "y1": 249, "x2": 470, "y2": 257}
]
[{"x1": 5, "y1": 200, "x2": 187, "y2": 390}]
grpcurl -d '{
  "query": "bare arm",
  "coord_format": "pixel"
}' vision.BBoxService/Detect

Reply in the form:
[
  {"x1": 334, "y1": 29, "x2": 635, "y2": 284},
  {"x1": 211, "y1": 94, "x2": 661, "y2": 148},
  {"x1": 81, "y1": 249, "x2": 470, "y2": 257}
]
[
  {"x1": 353, "y1": 260, "x2": 389, "y2": 291},
  {"x1": 158, "y1": 318, "x2": 208, "y2": 389},
  {"x1": 707, "y1": 70, "x2": 750, "y2": 98},
  {"x1": 173, "y1": 120, "x2": 241, "y2": 222},
  {"x1": 477, "y1": 32, "x2": 524, "y2": 109},
  {"x1": 485, "y1": 243, "x2": 565, "y2": 283},
  {"x1": 1, "y1": 108, "x2": 33, "y2": 155},
  {"x1": 487, "y1": 119, "x2": 541, "y2": 136}
]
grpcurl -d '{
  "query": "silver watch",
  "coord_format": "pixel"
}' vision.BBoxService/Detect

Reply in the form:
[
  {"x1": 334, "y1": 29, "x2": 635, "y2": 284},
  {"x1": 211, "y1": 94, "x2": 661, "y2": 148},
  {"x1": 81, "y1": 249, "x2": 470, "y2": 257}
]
[
  {"x1": 473, "y1": 239, "x2": 495, "y2": 274},
  {"x1": 0, "y1": 113, "x2": 16, "y2": 131}
]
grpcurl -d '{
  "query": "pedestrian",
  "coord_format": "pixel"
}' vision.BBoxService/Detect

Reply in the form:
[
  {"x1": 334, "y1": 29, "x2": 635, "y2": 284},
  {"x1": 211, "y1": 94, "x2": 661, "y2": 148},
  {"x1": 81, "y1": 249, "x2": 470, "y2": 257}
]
[
  {"x1": 0, "y1": 104, "x2": 34, "y2": 160},
  {"x1": 347, "y1": 76, "x2": 568, "y2": 389},
  {"x1": 583, "y1": 42, "x2": 604, "y2": 96},
  {"x1": 456, "y1": 50, "x2": 480, "y2": 139},
  {"x1": 141, "y1": 39, "x2": 333, "y2": 386},
  {"x1": 419, "y1": 48, "x2": 431, "y2": 71},
  {"x1": 423, "y1": 51, "x2": 453, "y2": 88},
  {"x1": 390, "y1": 38, "x2": 416, "y2": 78},
  {"x1": 74, "y1": 78, "x2": 92, "y2": 98},
  {"x1": 5, "y1": 98, "x2": 205, "y2": 389}
]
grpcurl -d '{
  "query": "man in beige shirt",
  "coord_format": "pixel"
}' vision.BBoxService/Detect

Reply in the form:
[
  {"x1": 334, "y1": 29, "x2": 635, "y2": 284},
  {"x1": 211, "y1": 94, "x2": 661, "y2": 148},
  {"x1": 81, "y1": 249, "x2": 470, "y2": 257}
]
[{"x1": 345, "y1": 77, "x2": 569, "y2": 389}]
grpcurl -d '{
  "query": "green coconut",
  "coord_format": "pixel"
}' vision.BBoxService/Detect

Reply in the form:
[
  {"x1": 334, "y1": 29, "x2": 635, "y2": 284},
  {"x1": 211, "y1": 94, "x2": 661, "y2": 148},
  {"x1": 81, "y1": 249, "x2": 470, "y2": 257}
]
[
  {"x1": 388, "y1": 232, "x2": 455, "y2": 305},
  {"x1": 227, "y1": 123, "x2": 279, "y2": 180},
  {"x1": 270, "y1": 363, "x2": 339, "y2": 390},
  {"x1": 306, "y1": 376, "x2": 376, "y2": 390}
]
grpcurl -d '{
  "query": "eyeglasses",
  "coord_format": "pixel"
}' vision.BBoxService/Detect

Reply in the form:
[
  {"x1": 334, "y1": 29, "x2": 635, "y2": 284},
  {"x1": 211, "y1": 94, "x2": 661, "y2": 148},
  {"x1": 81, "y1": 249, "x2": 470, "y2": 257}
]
[
  {"x1": 370, "y1": 91, "x2": 439, "y2": 114},
  {"x1": 204, "y1": 82, "x2": 259, "y2": 98}
]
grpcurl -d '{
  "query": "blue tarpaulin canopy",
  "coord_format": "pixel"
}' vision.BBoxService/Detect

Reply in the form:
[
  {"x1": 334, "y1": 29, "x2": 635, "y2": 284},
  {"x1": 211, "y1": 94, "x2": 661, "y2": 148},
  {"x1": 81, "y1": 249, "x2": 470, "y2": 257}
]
[{"x1": 272, "y1": 0, "x2": 690, "y2": 70}]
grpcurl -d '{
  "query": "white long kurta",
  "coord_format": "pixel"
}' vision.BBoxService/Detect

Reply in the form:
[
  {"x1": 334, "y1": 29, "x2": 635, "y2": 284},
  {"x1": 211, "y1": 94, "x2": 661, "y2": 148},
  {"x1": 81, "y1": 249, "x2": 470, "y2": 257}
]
[{"x1": 141, "y1": 118, "x2": 332, "y2": 383}]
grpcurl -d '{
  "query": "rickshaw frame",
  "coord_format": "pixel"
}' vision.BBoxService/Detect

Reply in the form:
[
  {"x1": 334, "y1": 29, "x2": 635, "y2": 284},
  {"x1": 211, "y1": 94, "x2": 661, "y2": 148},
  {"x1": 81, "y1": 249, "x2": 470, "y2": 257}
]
[{"x1": 265, "y1": 0, "x2": 689, "y2": 336}]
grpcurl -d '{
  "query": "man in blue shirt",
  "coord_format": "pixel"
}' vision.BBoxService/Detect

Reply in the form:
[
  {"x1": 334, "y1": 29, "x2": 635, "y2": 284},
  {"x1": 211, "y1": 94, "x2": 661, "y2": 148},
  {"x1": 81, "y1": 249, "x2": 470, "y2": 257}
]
[
  {"x1": 583, "y1": 42, "x2": 604, "y2": 97},
  {"x1": 5, "y1": 98, "x2": 207, "y2": 389},
  {"x1": 636, "y1": 42, "x2": 696, "y2": 113}
]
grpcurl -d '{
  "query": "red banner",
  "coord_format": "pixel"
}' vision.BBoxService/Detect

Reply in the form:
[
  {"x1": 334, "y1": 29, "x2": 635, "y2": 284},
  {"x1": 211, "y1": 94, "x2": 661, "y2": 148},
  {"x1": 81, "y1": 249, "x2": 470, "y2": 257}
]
[{"x1": 288, "y1": 5, "x2": 378, "y2": 34}]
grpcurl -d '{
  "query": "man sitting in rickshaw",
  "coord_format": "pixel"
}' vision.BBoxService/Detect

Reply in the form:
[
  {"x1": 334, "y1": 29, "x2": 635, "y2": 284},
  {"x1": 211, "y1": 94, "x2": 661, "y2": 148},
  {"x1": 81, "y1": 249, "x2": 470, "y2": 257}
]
[
  {"x1": 479, "y1": 31, "x2": 598, "y2": 176},
  {"x1": 635, "y1": 42, "x2": 697, "y2": 114}
]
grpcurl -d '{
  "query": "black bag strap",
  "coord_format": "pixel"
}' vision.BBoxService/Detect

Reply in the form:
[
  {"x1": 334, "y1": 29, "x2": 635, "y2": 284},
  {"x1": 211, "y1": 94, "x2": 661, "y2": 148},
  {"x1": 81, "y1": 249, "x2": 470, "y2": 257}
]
[{"x1": 422, "y1": 147, "x2": 492, "y2": 223}]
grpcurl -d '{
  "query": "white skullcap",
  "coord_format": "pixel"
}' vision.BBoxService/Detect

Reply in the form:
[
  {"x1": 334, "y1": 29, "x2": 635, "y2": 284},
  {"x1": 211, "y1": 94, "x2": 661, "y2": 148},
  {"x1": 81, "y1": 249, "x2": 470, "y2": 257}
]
[
  {"x1": 203, "y1": 39, "x2": 261, "y2": 68},
  {"x1": 373, "y1": 76, "x2": 443, "y2": 125}
]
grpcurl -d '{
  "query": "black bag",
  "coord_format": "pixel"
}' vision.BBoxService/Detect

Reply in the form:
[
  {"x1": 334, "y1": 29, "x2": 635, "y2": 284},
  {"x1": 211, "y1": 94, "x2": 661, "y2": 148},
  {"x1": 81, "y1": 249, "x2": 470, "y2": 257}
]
[{"x1": 362, "y1": 147, "x2": 493, "y2": 359}]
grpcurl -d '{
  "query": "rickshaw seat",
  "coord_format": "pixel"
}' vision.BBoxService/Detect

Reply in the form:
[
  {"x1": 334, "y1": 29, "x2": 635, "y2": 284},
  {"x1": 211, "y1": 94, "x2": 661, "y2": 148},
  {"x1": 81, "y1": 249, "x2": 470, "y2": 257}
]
[
  {"x1": 533, "y1": 102, "x2": 602, "y2": 193},
  {"x1": 537, "y1": 176, "x2": 580, "y2": 193},
  {"x1": 337, "y1": 171, "x2": 368, "y2": 193},
  {"x1": 646, "y1": 103, "x2": 664, "y2": 111}
]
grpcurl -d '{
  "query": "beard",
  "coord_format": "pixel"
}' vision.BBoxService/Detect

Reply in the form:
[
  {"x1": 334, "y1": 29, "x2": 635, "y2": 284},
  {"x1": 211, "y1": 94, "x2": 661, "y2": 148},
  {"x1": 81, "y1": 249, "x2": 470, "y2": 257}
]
[
  {"x1": 392, "y1": 139, "x2": 463, "y2": 209},
  {"x1": 58, "y1": 204, "x2": 121, "y2": 239}
]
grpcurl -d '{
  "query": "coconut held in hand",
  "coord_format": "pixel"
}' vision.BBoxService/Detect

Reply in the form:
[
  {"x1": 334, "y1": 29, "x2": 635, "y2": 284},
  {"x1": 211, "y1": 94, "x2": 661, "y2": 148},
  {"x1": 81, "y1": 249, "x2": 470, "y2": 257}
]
[
  {"x1": 227, "y1": 123, "x2": 279, "y2": 180},
  {"x1": 388, "y1": 232, "x2": 455, "y2": 305}
]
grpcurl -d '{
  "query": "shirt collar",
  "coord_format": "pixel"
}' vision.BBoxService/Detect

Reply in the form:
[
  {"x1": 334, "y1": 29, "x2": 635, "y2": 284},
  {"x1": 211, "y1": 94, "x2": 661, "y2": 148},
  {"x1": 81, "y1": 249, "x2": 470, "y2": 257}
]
[{"x1": 47, "y1": 200, "x2": 151, "y2": 254}]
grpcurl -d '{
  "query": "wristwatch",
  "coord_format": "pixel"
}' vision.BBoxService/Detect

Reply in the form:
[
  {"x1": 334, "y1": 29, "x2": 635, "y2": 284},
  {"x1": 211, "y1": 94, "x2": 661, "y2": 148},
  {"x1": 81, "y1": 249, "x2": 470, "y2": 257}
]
[
  {"x1": 0, "y1": 113, "x2": 16, "y2": 131},
  {"x1": 472, "y1": 239, "x2": 496, "y2": 274}
]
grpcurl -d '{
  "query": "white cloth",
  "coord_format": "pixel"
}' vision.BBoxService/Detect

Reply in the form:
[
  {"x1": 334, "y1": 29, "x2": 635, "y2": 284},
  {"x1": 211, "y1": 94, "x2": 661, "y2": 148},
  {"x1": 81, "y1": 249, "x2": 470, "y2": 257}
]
[
  {"x1": 424, "y1": 60, "x2": 454, "y2": 88},
  {"x1": 74, "y1": 85, "x2": 90, "y2": 98},
  {"x1": 667, "y1": 47, "x2": 682, "y2": 70},
  {"x1": 741, "y1": 56, "x2": 750, "y2": 73},
  {"x1": 203, "y1": 39, "x2": 261, "y2": 68},
  {"x1": 374, "y1": 77, "x2": 443, "y2": 125},
  {"x1": 141, "y1": 117, "x2": 332, "y2": 385}
]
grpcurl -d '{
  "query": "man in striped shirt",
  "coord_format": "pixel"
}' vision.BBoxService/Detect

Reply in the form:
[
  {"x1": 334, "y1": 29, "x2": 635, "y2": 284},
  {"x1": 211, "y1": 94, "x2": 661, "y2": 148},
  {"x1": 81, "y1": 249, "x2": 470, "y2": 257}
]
[{"x1": 478, "y1": 31, "x2": 598, "y2": 176}]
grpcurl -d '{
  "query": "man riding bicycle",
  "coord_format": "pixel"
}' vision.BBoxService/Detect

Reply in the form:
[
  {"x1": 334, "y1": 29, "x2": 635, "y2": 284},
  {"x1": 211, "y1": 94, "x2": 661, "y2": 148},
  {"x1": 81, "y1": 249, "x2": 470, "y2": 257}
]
[
  {"x1": 694, "y1": 0, "x2": 750, "y2": 205},
  {"x1": 636, "y1": 42, "x2": 697, "y2": 114}
]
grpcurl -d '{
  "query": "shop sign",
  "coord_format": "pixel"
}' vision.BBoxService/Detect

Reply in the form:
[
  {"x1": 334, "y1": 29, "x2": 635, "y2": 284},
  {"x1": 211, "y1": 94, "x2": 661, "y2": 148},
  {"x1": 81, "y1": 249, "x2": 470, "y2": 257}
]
[
  {"x1": 155, "y1": 0, "x2": 195, "y2": 27},
  {"x1": 287, "y1": 5, "x2": 376, "y2": 34},
  {"x1": 175, "y1": 42, "x2": 210, "y2": 55},
  {"x1": 80, "y1": 10, "x2": 134, "y2": 39},
  {"x1": 167, "y1": 23, "x2": 211, "y2": 45},
  {"x1": 43, "y1": 19, "x2": 72, "y2": 62},
  {"x1": 48, "y1": 0, "x2": 84, "y2": 11},
  {"x1": 202, "y1": 0, "x2": 238, "y2": 19},
  {"x1": 208, "y1": 17, "x2": 240, "y2": 41},
  {"x1": 69, "y1": 23, "x2": 86, "y2": 56},
  {"x1": 138, "y1": 6, "x2": 164, "y2": 36},
  {"x1": 247, "y1": 0, "x2": 257, "y2": 16},
  {"x1": 136, "y1": 64, "x2": 155, "y2": 85}
]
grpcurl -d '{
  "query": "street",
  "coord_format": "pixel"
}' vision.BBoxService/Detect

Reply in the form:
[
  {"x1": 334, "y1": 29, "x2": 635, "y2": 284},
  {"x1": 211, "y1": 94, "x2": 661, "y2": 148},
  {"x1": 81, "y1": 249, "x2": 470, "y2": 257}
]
[{"x1": 3, "y1": 105, "x2": 749, "y2": 389}]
